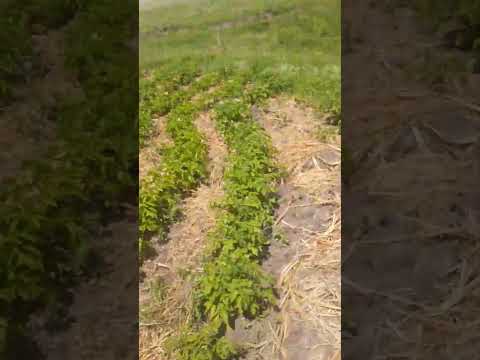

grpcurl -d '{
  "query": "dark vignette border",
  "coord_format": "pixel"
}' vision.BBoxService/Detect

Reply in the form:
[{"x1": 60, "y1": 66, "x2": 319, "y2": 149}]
[
  {"x1": 1, "y1": 1, "x2": 139, "y2": 358},
  {"x1": 342, "y1": 1, "x2": 480, "y2": 359}
]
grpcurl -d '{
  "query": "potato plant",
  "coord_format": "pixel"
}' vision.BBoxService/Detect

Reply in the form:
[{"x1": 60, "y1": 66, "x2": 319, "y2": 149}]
[
  {"x1": 139, "y1": 65, "x2": 201, "y2": 147},
  {"x1": 0, "y1": 0, "x2": 84, "y2": 102},
  {"x1": 139, "y1": 72, "x2": 250, "y2": 261},
  {"x1": 171, "y1": 80, "x2": 287, "y2": 359},
  {"x1": 139, "y1": 102, "x2": 209, "y2": 257},
  {"x1": 139, "y1": 69, "x2": 226, "y2": 147}
]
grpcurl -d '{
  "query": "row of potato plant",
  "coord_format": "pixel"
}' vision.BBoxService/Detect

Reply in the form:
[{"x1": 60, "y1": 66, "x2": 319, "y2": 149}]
[
  {"x1": 139, "y1": 70, "x2": 250, "y2": 261},
  {"x1": 139, "y1": 63, "x2": 202, "y2": 147},
  {"x1": 140, "y1": 70, "x2": 231, "y2": 147},
  {"x1": 171, "y1": 76, "x2": 290, "y2": 360},
  {"x1": 0, "y1": 0, "x2": 136, "y2": 355},
  {"x1": 139, "y1": 101, "x2": 209, "y2": 258},
  {"x1": 0, "y1": 0, "x2": 82, "y2": 347}
]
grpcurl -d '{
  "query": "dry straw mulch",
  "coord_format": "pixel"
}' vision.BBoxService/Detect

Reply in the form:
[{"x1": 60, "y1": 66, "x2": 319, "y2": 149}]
[{"x1": 258, "y1": 97, "x2": 341, "y2": 360}]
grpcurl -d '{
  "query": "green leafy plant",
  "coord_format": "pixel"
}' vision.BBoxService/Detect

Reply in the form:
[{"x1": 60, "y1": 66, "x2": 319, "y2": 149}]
[
  {"x1": 174, "y1": 80, "x2": 285, "y2": 358},
  {"x1": 195, "y1": 252, "x2": 275, "y2": 325},
  {"x1": 139, "y1": 72, "x2": 251, "y2": 262},
  {"x1": 170, "y1": 321, "x2": 239, "y2": 360}
]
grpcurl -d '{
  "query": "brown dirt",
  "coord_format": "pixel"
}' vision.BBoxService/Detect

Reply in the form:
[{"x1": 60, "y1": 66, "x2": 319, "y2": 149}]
[
  {"x1": 226, "y1": 97, "x2": 341, "y2": 360},
  {"x1": 139, "y1": 111, "x2": 228, "y2": 360},
  {"x1": 343, "y1": 1, "x2": 480, "y2": 358},
  {"x1": 139, "y1": 116, "x2": 172, "y2": 179}
]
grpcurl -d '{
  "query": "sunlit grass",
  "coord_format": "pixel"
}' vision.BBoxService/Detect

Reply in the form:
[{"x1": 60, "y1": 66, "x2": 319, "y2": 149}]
[{"x1": 140, "y1": 0, "x2": 340, "y2": 114}]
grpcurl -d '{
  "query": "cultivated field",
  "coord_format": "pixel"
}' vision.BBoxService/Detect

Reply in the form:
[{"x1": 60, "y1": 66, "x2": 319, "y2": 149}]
[{"x1": 139, "y1": 1, "x2": 341, "y2": 359}]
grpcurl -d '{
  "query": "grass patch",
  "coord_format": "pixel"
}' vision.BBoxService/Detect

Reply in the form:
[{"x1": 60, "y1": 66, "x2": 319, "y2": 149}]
[
  {"x1": 140, "y1": 0, "x2": 294, "y2": 33},
  {"x1": 140, "y1": 0, "x2": 340, "y2": 115},
  {"x1": 140, "y1": 277, "x2": 168, "y2": 322},
  {"x1": 317, "y1": 124, "x2": 340, "y2": 142}
]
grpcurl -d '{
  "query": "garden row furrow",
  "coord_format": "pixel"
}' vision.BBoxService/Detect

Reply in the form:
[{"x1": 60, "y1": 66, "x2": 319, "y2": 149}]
[
  {"x1": 139, "y1": 71, "x2": 250, "y2": 261},
  {"x1": 140, "y1": 66, "x2": 244, "y2": 148},
  {"x1": 172, "y1": 76, "x2": 290, "y2": 360}
]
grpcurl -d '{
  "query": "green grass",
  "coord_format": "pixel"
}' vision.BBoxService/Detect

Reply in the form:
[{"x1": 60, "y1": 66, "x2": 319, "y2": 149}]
[
  {"x1": 140, "y1": 0, "x2": 340, "y2": 115},
  {"x1": 140, "y1": 0, "x2": 294, "y2": 32}
]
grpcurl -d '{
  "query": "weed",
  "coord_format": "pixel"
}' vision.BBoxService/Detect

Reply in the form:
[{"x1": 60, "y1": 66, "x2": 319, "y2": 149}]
[{"x1": 273, "y1": 229, "x2": 289, "y2": 246}]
